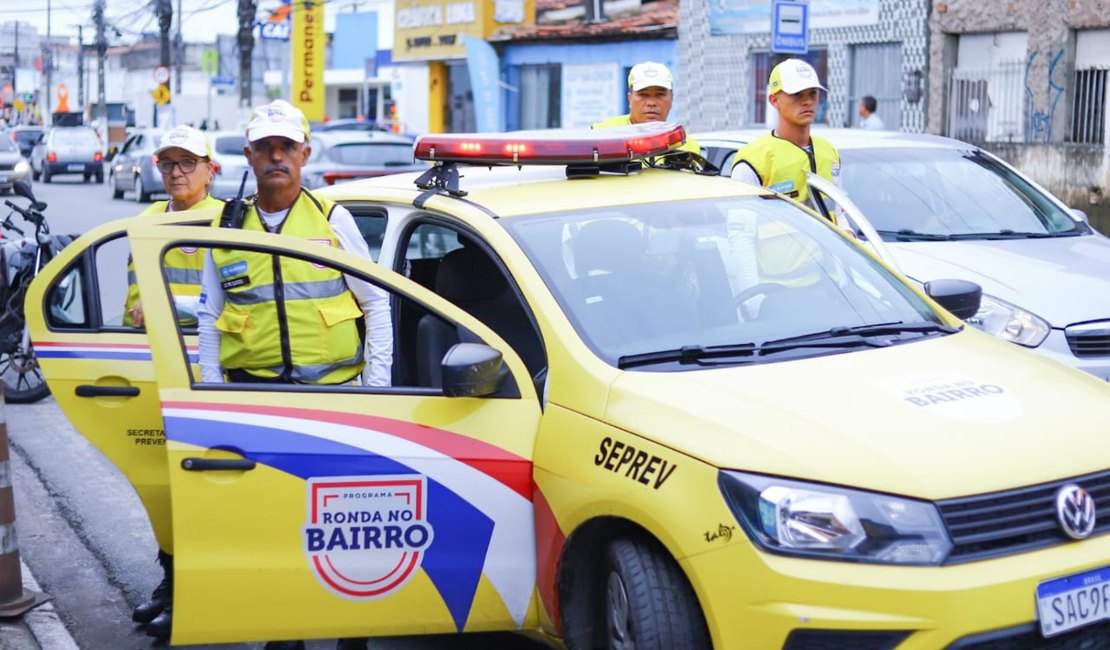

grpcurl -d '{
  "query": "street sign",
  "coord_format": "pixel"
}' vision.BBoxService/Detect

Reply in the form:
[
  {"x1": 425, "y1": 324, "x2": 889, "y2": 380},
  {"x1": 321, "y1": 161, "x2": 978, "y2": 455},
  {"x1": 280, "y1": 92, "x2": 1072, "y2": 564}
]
[
  {"x1": 211, "y1": 75, "x2": 236, "y2": 88},
  {"x1": 152, "y1": 84, "x2": 171, "y2": 105},
  {"x1": 256, "y1": 20, "x2": 291, "y2": 41},
  {"x1": 201, "y1": 50, "x2": 219, "y2": 75},
  {"x1": 771, "y1": 0, "x2": 809, "y2": 55},
  {"x1": 153, "y1": 66, "x2": 171, "y2": 85}
]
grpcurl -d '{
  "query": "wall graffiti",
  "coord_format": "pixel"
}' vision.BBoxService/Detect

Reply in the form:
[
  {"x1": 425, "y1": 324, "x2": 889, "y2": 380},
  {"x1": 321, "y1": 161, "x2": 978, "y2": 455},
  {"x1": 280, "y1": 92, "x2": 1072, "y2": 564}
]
[{"x1": 1025, "y1": 48, "x2": 1065, "y2": 143}]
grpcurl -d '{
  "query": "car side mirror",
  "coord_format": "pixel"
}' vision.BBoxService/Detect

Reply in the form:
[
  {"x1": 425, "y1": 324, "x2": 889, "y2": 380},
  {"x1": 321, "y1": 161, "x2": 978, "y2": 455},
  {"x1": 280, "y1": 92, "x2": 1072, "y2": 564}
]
[
  {"x1": 440, "y1": 342, "x2": 508, "y2": 398},
  {"x1": 1070, "y1": 208, "x2": 1090, "y2": 224},
  {"x1": 925, "y1": 279, "x2": 981, "y2": 320}
]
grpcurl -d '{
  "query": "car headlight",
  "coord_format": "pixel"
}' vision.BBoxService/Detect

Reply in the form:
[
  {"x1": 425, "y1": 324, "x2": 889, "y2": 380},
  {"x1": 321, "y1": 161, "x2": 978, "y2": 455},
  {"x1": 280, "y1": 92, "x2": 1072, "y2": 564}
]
[
  {"x1": 965, "y1": 294, "x2": 1050, "y2": 347},
  {"x1": 719, "y1": 471, "x2": 952, "y2": 565},
  {"x1": 14, "y1": 161, "x2": 29, "y2": 173}
]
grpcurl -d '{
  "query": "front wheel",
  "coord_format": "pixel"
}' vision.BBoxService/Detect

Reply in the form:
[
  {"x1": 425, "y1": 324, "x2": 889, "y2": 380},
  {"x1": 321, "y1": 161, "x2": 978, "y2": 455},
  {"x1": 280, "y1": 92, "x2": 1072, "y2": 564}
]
[
  {"x1": 603, "y1": 537, "x2": 710, "y2": 650},
  {"x1": 134, "y1": 175, "x2": 148, "y2": 202},
  {"x1": 0, "y1": 344, "x2": 50, "y2": 404}
]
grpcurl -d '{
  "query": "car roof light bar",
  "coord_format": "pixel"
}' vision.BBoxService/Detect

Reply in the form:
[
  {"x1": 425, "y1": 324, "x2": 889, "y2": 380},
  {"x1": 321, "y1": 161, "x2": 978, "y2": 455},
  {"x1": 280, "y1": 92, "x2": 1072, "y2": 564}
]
[{"x1": 412, "y1": 123, "x2": 688, "y2": 166}]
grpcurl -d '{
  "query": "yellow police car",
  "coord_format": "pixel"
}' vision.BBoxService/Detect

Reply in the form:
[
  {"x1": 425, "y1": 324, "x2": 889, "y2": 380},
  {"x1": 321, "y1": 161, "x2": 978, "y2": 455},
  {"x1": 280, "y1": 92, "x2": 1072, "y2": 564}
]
[{"x1": 26, "y1": 124, "x2": 1110, "y2": 648}]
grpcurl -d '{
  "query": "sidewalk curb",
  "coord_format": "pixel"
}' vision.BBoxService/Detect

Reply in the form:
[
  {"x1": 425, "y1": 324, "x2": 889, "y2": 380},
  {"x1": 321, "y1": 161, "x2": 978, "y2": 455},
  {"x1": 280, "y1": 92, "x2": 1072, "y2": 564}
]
[{"x1": 20, "y1": 558, "x2": 79, "y2": 650}]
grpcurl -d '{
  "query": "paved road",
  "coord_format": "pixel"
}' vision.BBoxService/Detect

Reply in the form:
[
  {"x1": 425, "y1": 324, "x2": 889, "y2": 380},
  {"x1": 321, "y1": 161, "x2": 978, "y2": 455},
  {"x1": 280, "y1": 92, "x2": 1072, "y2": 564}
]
[{"x1": 7, "y1": 179, "x2": 554, "y2": 650}]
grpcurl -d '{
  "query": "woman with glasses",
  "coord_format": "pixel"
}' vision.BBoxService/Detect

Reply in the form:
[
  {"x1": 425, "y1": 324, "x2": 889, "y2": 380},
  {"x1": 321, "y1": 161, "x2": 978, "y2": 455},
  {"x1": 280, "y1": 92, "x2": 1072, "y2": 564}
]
[
  {"x1": 123, "y1": 125, "x2": 226, "y2": 639},
  {"x1": 123, "y1": 125, "x2": 225, "y2": 328}
]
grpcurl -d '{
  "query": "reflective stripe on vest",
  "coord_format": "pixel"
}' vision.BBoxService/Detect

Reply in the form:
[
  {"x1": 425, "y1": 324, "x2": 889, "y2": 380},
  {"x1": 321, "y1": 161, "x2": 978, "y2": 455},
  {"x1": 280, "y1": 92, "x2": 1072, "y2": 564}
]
[
  {"x1": 123, "y1": 195, "x2": 223, "y2": 327},
  {"x1": 210, "y1": 189, "x2": 364, "y2": 384},
  {"x1": 733, "y1": 132, "x2": 840, "y2": 223}
]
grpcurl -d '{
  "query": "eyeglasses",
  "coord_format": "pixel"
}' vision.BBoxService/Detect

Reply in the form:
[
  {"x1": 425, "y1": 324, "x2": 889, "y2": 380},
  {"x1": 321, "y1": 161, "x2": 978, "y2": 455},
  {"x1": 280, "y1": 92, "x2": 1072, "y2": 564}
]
[{"x1": 157, "y1": 158, "x2": 202, "y2": 174}]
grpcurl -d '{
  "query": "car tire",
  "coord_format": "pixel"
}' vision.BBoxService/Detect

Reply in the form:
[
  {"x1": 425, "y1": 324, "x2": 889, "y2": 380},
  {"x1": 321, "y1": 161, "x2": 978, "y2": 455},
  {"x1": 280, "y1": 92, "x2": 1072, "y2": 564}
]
[
  {"x1": 134, "y1": 175, "x2": 148, "y2": 202},
  {"x1": 599, "y1": 537, "x2": 709, "y2": 650},
  {"x1": 83, "y1": 173, "x2": 91, "y2": 183},
  {"x1": 31, "y1": 167, "x2": 39, "y2": 181},
  {"x1": 42, "y1": 166, "x2": 51, "y2": 183},
  {"x1": 110, "y1": 173, "x2": 123, "y2": 199},
  {"x1": 95, "y1": 170, "x2": 104, "y2": 184}
]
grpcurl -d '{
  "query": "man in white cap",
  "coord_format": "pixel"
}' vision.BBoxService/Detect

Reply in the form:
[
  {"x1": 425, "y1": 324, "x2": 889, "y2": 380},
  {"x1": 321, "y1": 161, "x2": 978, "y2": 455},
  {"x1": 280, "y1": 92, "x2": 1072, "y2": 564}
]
[
  {"x1": 195, "y1": 98, "x2": 392, "y2": 391},
  {"x1": 125, "y1": 125, "x2": 224, "y2": 328},
  {"x1": 593, "y1": 61, "x2": 700, "y2": 155},
  {"x1": 731, "y1": 58, "x2": 841, "y2": 224}
]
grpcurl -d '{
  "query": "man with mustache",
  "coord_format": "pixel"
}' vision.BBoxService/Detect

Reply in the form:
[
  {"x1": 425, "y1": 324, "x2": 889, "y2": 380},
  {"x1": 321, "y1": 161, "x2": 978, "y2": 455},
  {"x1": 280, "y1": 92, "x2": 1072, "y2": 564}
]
[
  {"x1": 730, "y1": 59, "x2": 842, "y2": 224},
  {"x1": 192, "y1": 100, "x2": 388, "y2": 649},
  {"x1": 593, "y1": 61, "x2": 700, "y2": 156}
]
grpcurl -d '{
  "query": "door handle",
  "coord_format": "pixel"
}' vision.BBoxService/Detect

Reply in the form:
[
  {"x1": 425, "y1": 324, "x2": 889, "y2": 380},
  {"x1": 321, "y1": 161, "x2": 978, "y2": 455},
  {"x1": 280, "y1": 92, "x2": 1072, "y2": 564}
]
[
  {"x1": 76, "y1": 385, "x2": 140, "y2": 397},
  {"x1": 181, "y1": 458, "x2": 256, "y2": 471}
]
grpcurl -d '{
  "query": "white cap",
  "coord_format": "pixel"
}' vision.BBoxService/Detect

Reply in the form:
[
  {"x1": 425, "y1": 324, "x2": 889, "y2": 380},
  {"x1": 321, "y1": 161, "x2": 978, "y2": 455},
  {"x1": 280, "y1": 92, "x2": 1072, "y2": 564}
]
[
  {"x1": 628, "y1": 61, "x2": 674, "y2": 92},
  {"x1": 768, "y1": 59, "x2": 827, "y2": 95},
  {"x1": 154, "y1": 125, "x2": 210, "y2": 158},
  {"x1": 246, "y1": 99, "x2": 310, "y2": 143}
]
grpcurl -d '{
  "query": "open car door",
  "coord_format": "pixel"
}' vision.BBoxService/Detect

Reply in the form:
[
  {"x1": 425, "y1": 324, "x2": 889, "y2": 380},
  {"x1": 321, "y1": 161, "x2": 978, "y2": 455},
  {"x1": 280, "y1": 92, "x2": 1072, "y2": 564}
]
[
  {"x1": 128, "y1": 223, "x2": 541, "y2": 645},
  {"x1": 25, "y1": 210, "x2": 218, "y2": 555}
]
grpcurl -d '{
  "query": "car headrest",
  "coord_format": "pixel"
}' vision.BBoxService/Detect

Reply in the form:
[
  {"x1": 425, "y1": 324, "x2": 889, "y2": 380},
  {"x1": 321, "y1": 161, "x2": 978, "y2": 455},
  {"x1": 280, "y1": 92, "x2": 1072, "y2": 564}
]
[
  {"x1": 575, "y1": 219, "x2": 646, "y2": 277},
  {"x1": 434, "y1": 245, "x2": 509, "y2": 303}
]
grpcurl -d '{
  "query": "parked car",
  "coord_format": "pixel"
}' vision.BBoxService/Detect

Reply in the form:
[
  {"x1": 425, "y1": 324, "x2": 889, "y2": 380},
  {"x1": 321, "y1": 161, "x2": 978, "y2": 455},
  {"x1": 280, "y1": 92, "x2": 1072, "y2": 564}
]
[
  {"x1": 314, "y1": 117, "x2": 392, "y2": 133},
  {"x1": 204, "y1": 130, "x2": 256, "y2": 199},
  {"x1": 26, "y1": 125, "x2": 1110, "y2": 647},
  {"x1": 697, "y1": 128, "x2": 1110, "y2": 381},
  {"x1": 0, "y1": 136, "x2": 33, "y2": 194},
  {"x1": 108, "y1": 128, "x2": 164, "y2": 202},
  {"x1": 8, "y1": 126, "x2": 43, "y2": 159},
  {"x1": 30, "y1": 126, "x2": 104, "y2": 183},
  {"x1": 300, "y1": 131, "x2": 425, "y2": 190}
]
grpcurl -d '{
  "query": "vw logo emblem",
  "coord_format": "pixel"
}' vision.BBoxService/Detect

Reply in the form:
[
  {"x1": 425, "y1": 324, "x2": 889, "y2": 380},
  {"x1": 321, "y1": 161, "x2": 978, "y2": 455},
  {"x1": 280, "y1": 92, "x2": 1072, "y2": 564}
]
[{"x1": 1055, "y1": 484, "x2": 1096, "y2": 540}]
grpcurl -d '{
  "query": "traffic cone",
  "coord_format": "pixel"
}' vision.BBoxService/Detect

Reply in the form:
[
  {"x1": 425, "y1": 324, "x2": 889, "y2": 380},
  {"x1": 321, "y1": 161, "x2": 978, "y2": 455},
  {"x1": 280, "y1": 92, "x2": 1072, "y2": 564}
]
[{"x1": 0, "y1": 396, "x2": 46, "y2": 617}]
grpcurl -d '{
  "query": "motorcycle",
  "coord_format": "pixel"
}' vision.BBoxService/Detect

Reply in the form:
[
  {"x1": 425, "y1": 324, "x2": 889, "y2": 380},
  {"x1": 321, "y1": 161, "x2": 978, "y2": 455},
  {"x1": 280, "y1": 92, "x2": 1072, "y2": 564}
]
[{"x1": 0, "y1": 181, "x2": 76, "y2": 403}]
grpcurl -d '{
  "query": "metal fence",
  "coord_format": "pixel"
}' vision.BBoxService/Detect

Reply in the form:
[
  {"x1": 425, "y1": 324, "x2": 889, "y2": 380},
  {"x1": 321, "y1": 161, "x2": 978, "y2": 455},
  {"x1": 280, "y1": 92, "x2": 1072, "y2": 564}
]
[
  {"x1": 945, "y1": 61, "x2": 1027, "y2": 144},
  {"x1": 1072, "y1": 67, "x2": 1108, "y2": 145}
]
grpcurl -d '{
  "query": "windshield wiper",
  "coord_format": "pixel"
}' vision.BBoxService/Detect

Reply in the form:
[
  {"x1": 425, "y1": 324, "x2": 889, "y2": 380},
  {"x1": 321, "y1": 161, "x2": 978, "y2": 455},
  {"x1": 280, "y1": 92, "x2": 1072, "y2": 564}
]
[
  {"x1": 617, "y1": 322, "x2": 958, "y2": 369},
  {"x1": 877, "y1": 229, "x2": 955, "y2": 241},
  {"x1": 945, "y1": 229, "x2": 1081, "y2": 240}
]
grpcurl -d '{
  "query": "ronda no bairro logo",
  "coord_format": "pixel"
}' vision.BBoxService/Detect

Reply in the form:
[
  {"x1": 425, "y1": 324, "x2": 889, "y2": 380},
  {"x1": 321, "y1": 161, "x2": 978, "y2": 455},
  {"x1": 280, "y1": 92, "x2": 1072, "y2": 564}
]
[{"x1": 303, "y1": 475, "x2": 434, "y2": 600}]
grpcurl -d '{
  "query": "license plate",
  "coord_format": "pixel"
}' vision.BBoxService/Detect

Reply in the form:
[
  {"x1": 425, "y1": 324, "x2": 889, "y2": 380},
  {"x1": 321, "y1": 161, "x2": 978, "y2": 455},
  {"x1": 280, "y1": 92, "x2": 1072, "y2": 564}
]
[
  {"x1": 67, "y1": 164, "x2": 84, "y2": 171},
  {"x1": 1036, "y1": 565, "x2": 1110, "y2": 637}
]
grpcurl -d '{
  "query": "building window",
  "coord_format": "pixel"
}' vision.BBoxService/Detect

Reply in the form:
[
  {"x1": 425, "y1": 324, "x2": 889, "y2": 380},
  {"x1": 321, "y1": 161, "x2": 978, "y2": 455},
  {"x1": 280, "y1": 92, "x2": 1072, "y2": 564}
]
[
  {"x1": 1072, "y1": 29, "x2": 1109, "y2": 145},
  {"x1": 945, "y1": 32, "x2": 1028, "y2": 143},
  {"x1": 338, "y1": 88, "x2": 359, "y2": 119},
  {"x1": 750, "y1": 51, "x2": 829, "y2": 125},
  {"x1": 447, "y1": 62, "x2": 477, "y2": 134},
  {"x1": 517, "y1": 64, "x2": 561, "y2": 130}
]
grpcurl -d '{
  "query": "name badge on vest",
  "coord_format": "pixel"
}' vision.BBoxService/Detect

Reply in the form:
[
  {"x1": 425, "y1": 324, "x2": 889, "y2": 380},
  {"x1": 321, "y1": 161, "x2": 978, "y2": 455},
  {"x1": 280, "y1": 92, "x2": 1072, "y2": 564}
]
[
  {"x1": 219, "y1": 260, "x2": 250, "y2": 290},
  {"x1": 770, "y1": 180, "x2": 799, "y2": 198}
]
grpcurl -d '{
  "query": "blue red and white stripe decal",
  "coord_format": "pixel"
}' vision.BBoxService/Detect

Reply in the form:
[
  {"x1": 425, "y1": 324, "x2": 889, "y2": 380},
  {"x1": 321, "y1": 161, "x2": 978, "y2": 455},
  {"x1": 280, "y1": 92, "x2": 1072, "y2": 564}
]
[
  {"x1": 161, "y1": 401, "x2": 536, "y2": 631},
  {"x1": 34, "y1": 341, "x2": 199, "y2": 363}
]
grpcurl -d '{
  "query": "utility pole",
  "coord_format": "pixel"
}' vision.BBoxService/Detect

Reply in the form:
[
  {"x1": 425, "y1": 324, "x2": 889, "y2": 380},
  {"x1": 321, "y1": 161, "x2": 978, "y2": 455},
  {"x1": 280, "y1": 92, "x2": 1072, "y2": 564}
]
[
  {"x1": 45, "y1": 0, "x2": 52, "y2": 121},
  {"x1": 174, "y1": 0, "x2": 183, "y2": 94},
  {"x1": 75, "y1": 25, "x2": 84, "y2": 111},
  {"x1": 238, "y1": 0, "x2": 257, "y2": 110},
  {"x1": 93, "y1": 0, "x2": 107, "y2": 130}
]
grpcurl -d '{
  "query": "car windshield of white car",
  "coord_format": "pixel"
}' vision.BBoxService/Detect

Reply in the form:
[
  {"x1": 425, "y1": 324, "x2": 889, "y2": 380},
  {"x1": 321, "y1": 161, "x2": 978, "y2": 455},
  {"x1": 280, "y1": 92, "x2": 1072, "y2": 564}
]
[
  {"x1": 841, "y1": 147, "x2": 1081, "y2": 238},
  {"x1": 505, "y1": 196, "x2": 948, "y2": 369},
  {"x1": 53, "y1": 129, "x2": 99, "y2": 146},
  {"x1": 214, "y1": 136, "x2": 246, "y2": 155},
  {"x1": 0, "y1": 138, "x2": 15, "y2": 153},
  {"x1": 327, "y1": 142, "x2": 413, "y2": 167}
]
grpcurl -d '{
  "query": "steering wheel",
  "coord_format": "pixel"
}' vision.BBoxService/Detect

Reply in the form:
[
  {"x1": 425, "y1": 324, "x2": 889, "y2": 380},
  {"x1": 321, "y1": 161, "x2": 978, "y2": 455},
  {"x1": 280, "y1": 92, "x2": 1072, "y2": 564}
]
[{"x1": 733, "y1": 283, "x2": 790, "y2": 321}]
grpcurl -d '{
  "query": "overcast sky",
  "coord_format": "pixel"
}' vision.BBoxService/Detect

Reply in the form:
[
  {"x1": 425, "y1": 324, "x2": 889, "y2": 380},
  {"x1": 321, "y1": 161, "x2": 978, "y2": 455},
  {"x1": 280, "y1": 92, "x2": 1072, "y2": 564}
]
[{"x1": 2, "y1": 0, "x2": 393, "y2": 48}]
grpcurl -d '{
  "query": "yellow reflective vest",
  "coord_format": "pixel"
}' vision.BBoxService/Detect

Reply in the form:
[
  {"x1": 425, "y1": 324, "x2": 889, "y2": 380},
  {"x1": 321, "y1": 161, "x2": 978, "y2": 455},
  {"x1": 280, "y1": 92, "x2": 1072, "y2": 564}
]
[
  {"x1": 591, "y1": 115, "x2": 701, "y2": 156},
  {"x1": 732, "y1": 132, "x2": 840, "y2": 224},
  {"x1": 123, "y1": 195, "x2": 224, "y2": 327},
  {"x1": 209, "y1": 189, "x2": 364, "y2": 385}
]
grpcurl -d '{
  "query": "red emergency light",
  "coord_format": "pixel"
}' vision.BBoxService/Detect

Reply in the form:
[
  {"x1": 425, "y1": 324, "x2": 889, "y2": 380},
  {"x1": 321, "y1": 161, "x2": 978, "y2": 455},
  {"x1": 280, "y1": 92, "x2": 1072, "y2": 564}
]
[{"x1": 413, "y1": 123, "x2": 688, "y2": 166}]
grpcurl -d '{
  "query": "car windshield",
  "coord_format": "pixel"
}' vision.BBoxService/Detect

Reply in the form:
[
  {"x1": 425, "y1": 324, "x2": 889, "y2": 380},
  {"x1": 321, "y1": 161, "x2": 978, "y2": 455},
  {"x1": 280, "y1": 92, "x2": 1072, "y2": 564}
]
[
  {"x1": 0, "y1": 138, "x2": 15, "y2": 153},
  {"x1": 327, "y1": 142, "x2": 413, "y2": 166},
  {"x1": 53, "y1": 129, "x2": 99, "y2": 146},
  {"x1": 505, "y1": 196, "x2": 947, "y2": 369},
  {"x1": 214, "y1": 135, "x2": 246, "y2": 155},
  {"x1": 13, "y1": 130, "x2": 41, "y2": 144},
  {"x1": 840, "y1": 147, "x2": 1080, "y2": 237}
]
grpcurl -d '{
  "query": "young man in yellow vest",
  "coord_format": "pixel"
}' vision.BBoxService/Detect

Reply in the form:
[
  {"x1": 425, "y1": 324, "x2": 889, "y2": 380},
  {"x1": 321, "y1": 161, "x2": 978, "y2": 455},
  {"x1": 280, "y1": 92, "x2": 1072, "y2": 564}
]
[
  {"x1": 592, "y1": 61, "x2": 700, "y2": 156},
  {"x1": 731, "y1": 59, "x2": 841, "y2": 224},
  {"x1": 124, "y1": 125, "x2": 224, "y2": 328}
]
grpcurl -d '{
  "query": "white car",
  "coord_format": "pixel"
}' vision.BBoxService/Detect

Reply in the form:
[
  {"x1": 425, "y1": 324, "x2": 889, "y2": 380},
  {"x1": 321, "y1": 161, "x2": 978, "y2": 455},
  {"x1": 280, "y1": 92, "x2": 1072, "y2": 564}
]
[
  {"x1": 697, "y1": 128, "x2": 1110, "y2": 381},
  {"x1": 204, "y1": 130, "x2": 257, "y2": 199}
]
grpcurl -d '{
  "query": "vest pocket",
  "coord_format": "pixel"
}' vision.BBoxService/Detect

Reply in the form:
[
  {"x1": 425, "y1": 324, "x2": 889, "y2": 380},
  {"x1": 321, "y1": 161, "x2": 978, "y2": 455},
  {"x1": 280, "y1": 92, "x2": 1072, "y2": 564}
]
[
  {"x1": 214, "y1": 308, "x2": 250, "y2": 334},
  {"x1": 315, "y1": 302, "x2": 363, "y2": 365}
]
